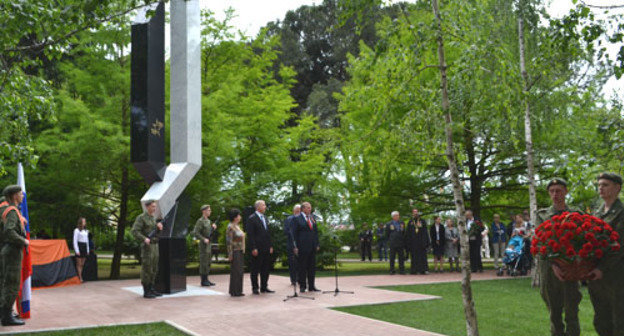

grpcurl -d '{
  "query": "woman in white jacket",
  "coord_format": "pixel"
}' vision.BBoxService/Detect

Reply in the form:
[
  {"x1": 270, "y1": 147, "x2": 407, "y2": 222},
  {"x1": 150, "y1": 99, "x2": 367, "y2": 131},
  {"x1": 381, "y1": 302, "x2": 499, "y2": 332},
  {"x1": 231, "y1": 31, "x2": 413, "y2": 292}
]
[{"x1": 73, "y1": 217, "x2": 89, "y2": 282}]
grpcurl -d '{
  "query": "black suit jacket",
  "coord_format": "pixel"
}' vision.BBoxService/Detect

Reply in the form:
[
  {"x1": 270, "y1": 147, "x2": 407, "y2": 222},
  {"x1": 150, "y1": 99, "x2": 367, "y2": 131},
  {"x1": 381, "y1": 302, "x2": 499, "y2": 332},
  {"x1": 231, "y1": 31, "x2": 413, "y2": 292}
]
[
  {"x1": 246, "y1": 212, "x2": 272, "y2": 253},
  {"x1": 284, "y1": 215, "x2": 297, "y2": 250},
  {"x1": 294, "y1": 213, "x2": 319, "y2": 254},
  {"x1": 429, "y1": 224, "x2": 446, "y2": 248}
]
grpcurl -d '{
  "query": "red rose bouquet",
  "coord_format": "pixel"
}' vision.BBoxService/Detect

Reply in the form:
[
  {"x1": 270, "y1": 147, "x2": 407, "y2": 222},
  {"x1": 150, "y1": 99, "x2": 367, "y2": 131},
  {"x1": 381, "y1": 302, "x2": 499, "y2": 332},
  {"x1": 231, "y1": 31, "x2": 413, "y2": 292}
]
[
  {"x1": 468, "y1": 220, "x2": 484, "y2": 238},
  {"x1": 531, "y1": 212, "x2": 621, "y2": 280}
]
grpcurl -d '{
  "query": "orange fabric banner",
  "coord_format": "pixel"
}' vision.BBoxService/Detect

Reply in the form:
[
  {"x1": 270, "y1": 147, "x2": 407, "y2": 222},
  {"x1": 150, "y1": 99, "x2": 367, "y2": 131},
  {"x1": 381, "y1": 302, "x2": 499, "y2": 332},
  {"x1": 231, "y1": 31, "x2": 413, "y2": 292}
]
[
  {"x1": 30, "y1": 239, "x2": 80, "y2": 289},
  {"x1": 30, "y1": 240, "x2": 71, "y2": 266}
]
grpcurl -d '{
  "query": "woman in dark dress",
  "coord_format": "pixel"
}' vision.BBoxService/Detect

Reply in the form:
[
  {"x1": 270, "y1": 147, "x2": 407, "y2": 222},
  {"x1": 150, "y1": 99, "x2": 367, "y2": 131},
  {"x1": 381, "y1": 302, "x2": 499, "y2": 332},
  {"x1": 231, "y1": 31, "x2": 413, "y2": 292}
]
[
  {"x1": 226, "y1": 209, "x2": 245, "y2": 297},
  {"x1": 430, "y1": 216, "x2": 446, "y2": 273}
]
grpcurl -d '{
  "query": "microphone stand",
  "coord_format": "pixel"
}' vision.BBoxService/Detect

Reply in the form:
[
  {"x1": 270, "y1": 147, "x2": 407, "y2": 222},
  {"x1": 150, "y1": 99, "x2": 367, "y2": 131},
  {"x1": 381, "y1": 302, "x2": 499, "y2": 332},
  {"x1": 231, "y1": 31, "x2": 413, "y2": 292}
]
[{"x1": 323, "y1": 238, "x2": 354, "y2": 296}]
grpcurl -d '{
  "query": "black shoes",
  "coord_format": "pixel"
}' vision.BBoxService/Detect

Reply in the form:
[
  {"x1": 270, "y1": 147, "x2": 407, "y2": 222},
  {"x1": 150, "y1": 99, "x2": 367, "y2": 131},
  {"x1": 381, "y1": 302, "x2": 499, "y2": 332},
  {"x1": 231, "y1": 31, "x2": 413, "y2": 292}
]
[
  {"x1": 300, "y1": 287, "x2": 307, "y2": 293},
  {"x1": 261, "y1": 288, "x2": 275, "y2": 293},
  {"x1": 309, "y1": 287, "x2": 321, "y2": 292},
  {"x1": 150, "y1": 286, "x2": 163, "y2": 297},
  {"x1": 143, "y1": 284, "x2": 156, "y2": 299},
  {"x1": 200, "y1": 275, "x2": 214, "y2": 287},
  {"x1": 1, "y1": 309, "x2": 25, "y2": 326},
  {"x1": 252, "y1": 289, "x2": 260, "y2": 295}
]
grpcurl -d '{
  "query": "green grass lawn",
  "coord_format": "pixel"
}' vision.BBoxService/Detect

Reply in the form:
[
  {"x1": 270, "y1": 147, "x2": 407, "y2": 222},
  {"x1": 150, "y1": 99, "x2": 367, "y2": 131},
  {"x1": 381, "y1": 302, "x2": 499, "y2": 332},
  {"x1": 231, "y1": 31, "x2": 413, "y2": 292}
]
[
  {"x1": 335, "y1": 278, "x2": 598, "y2": 336},
  {"x1": 19, "y1": 322, "x2": 187, "y2": 336}
]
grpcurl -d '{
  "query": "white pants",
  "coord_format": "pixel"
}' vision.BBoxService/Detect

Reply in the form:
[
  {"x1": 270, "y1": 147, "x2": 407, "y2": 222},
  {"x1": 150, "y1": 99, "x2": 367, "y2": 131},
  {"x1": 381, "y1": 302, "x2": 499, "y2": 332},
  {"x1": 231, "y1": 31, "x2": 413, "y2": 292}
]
[{"x1": 481, "y1": 236, "x2": 490, "y2": 259}]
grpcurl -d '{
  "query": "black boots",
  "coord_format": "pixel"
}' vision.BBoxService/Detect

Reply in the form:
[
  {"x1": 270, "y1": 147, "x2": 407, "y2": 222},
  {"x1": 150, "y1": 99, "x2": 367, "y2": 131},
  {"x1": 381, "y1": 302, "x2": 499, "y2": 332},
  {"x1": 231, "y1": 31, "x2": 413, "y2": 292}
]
[
  {"x1": 150, "y1": 285, "x2": 162, "y2": 297},
  {"x1": 1, "y1": 308, "x2": 25, "y2": 326},
  {"x1": 200, "y1": 275, "x2": 215, "y2": 287},
  {"x1": 143, "y1": 284, "x2": 156, "y2": 299}
]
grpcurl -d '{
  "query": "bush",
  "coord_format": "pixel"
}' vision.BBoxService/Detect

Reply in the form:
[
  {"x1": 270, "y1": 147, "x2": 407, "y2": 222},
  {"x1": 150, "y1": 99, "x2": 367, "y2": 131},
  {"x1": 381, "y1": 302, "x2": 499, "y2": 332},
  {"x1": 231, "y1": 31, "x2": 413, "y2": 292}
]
[
  {"x1": 335, "y1": 228, "x2": 359, "y2": 251},
  {"x1": 122, "y1": 229, "x2": 141, "y2": 263},
  {"x1": 186, "y1": 234, "x2": 199, "y2": 262}
]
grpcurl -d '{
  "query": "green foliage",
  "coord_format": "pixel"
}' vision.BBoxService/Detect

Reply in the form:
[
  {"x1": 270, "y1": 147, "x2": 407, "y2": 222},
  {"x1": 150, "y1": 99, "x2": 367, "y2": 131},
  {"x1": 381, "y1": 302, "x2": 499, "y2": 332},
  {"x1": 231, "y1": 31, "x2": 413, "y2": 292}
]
[
  {"x1": 336, "y1": 0, "x2": 617, "y2": 222},
  {"x1": 0, "y1": 0, "x2": 158, "y2": 173},
  {"x1": 122, "y1": 229, "x2": 141, "y2": 263}
]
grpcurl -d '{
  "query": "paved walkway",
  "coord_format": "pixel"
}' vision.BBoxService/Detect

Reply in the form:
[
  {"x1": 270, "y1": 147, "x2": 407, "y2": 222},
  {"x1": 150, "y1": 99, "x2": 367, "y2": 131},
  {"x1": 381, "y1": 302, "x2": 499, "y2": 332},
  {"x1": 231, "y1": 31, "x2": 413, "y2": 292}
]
[{"x1": 1, "y1": 271, "x2": 503, "y2": 336}]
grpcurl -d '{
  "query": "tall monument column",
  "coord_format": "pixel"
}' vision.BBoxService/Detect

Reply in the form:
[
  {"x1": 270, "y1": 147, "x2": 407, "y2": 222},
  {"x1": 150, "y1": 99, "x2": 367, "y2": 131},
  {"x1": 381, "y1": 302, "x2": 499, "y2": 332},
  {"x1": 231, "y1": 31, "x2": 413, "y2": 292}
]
[{"x1": 131, "y1": 0, "x2": 202, "y2": 294}]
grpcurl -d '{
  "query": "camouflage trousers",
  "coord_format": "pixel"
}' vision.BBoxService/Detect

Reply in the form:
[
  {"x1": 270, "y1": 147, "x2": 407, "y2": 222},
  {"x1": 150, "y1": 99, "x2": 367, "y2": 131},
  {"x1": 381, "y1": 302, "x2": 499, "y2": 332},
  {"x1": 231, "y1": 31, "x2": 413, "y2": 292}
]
[
  {"x1": 140, "y1": 243, "x2": 159, "y2": 286},
  {"x1": 539, "y1": 258, "x2": 582, "y2": 336},
  {"x1": 199, "y1": 242, "x2": 212, "y2": 276},
  {"x1": 0, "y1": 245, "x2": 23, "y2": 311},
  {"x1": 588, "y1": 271, "x2": 624, "y2": 336}
]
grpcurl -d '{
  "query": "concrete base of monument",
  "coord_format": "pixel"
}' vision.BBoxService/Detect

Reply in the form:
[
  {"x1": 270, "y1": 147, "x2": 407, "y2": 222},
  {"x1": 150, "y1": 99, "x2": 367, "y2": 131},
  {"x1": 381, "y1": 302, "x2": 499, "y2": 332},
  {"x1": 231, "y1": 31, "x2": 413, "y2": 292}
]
[
  {"x1": 0, "y1": 271, "x2": 504, "y2": 336},
  {"x1": 122, "y1": 285, "x2": 225, "y2": 298}
]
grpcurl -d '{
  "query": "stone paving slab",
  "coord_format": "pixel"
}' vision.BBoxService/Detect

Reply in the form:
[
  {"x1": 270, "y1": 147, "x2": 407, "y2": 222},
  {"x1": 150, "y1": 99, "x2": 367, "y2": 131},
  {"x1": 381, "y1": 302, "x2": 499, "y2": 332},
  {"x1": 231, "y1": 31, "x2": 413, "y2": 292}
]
[{"x1": 0, "y1": 270, "x2": 504, "y2": 335}]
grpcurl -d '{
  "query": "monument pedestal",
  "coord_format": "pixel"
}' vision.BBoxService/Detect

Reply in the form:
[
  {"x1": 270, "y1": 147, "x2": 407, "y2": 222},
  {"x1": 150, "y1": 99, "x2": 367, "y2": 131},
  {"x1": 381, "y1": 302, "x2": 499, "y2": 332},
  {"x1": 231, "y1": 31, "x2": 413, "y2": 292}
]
[{"x1": 156, "y1": 237, "x2": 187, "y2": 294}]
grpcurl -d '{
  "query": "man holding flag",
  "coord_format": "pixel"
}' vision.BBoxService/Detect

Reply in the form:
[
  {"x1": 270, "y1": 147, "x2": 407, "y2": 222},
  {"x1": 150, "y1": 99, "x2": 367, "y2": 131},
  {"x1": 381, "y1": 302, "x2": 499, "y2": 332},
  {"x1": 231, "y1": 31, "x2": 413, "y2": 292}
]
[{"x1": 0, "y1": 183, "x2": 29, "y2": 326}]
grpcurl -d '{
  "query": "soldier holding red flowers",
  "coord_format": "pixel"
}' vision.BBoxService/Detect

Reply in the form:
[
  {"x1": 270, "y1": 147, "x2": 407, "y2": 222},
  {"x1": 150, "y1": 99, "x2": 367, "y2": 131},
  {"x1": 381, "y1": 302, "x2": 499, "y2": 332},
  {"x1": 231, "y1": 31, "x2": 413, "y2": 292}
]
[
  {"x1": 536, "y1": 178, "x2": 583, "y2": 336},
  {"x1": 587, "y1": 172, "x2": 624, "y2": 336}
]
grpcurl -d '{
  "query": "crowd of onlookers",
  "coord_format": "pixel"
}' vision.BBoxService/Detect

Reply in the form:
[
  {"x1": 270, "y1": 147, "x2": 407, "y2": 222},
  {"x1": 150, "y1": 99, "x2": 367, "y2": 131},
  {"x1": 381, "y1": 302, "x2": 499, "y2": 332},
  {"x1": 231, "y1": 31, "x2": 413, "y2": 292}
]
[{"x1": 357, "y1": 209, "x2": 536, "y2": 275}]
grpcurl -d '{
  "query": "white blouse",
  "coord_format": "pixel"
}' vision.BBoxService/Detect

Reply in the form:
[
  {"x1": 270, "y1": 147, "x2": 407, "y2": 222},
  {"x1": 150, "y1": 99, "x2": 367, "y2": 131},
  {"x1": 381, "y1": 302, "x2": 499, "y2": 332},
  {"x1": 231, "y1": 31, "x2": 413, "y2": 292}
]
[{"x1": 73, "y1": 228, "x2": 90, "y2": 255}]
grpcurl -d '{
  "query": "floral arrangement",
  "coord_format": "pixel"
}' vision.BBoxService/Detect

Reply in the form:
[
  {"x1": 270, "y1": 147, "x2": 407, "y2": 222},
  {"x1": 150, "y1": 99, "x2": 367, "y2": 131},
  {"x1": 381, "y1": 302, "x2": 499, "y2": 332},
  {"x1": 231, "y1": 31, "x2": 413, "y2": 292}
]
[
  {"x1": 530, "y1": 212, "x2": 620, "y2": 280},
  {"x1": 468, "y1": 220, "x2": 484, "y2": 237}
]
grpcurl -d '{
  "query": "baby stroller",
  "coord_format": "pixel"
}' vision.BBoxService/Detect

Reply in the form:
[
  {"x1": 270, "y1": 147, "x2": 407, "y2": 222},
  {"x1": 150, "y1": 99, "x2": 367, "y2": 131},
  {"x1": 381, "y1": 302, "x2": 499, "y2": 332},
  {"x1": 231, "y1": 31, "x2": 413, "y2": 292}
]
[{"x1": 501, "y1": 236, "x2": 532, "y2": 276}]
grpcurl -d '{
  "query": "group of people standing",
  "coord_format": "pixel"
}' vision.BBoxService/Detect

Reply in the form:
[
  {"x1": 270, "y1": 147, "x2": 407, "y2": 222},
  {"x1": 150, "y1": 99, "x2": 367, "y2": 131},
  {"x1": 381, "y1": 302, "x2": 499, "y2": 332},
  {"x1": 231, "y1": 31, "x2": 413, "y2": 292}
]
[
  {"x1": 363, "y1": 209, "x2": 476, "y2": 275},
  {"x1": 536, "y1": 174, "x2": 624, "y2": 336},
  {"x1": 363, "y1": 208, "x2": 538, "y2": 275},
  {"x1": 283, "y1": 202, "x2": 321, "y2": 293},
  {"x1": 131, "y1": 199, "x2": 321, "y2": 298}
]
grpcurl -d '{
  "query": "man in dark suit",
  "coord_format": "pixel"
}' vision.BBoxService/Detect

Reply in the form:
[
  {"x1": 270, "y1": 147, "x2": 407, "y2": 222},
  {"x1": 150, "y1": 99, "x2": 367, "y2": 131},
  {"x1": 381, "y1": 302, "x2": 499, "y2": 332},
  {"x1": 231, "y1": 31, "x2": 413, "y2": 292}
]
[
  {"x1": 246, "y1": 200, "x2": 274, "y2": 294},
  {"x1": 293, "y1": 202, "x2": 320, "y2": 293},
  {"x1": 284, "y1": 204, "x2": 301, "y2": 286},
  {"x1": 466, "y1": 209, "x2": 483, "y2": 273}
]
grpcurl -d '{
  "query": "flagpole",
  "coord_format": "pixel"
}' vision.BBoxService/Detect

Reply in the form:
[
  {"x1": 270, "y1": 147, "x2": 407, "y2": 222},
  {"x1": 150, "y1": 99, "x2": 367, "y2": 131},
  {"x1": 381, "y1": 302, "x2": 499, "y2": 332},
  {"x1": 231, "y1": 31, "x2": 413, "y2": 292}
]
[{"x1": 17, "y1": 163, "x2": 32, "y2": 319}]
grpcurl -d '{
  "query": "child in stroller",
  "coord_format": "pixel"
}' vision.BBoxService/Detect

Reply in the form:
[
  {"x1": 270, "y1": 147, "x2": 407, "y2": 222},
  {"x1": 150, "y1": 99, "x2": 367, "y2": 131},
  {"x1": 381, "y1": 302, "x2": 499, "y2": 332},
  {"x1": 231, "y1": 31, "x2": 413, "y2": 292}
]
[{"x1": 498, "y1": 235, "x2": 531, "y2": 276}]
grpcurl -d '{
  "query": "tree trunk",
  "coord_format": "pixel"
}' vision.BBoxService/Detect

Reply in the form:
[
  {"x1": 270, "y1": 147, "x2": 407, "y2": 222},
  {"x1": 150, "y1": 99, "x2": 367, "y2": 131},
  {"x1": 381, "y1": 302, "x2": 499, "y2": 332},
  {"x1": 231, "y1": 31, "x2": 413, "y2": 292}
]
[
  {"x1": 110, "y1": 163, "x2": 129, "y2": 279},
  {"x1": 517, "y1": 9, "x2": 539, "y2": 287},
  {"x1": 464, "y1": 119, "x2": 482, "y2": 219},
  {"x1": 111, "y1": 49, "x2": 130, "y2": 279},
  {"x1": 431, "y1": 0, "x2": 479, "y2": 335}
]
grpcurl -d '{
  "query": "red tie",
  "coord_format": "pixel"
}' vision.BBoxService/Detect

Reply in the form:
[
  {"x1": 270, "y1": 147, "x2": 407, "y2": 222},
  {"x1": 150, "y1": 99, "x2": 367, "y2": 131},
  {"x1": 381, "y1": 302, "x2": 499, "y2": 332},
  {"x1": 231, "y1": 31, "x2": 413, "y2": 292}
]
[{"x1": 307, "y1": 216, "x2": 312, "y2": 230}]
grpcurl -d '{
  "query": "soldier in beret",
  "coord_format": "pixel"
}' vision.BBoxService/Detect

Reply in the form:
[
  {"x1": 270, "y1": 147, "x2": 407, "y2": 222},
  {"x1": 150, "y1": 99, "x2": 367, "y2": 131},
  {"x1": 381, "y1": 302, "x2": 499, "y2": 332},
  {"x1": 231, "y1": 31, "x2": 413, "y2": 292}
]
[
  {"x1": 131, "y1": 200, "x2": 163, "y2": 299},
  {"x1": 194, "y1": 204, "x2": 217, "y2": 286},
  {"x1": 587, "y1": 173, "x2": 624, "y2": 336},
  {"x1": 0, "y1": 185, "x2": 28, "y2": 326},
  {"x1": 536, "y1": 178, "x2": 582, "y2": 336}
]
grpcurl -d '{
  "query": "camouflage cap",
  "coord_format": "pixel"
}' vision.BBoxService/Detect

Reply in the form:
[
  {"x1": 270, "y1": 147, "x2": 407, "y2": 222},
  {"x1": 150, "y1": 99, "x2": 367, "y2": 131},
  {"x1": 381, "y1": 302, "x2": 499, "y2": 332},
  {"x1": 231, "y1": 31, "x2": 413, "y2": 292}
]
[
  {"x1": 597, "y1": 172, "x2": 623, "y2": 185},
  {"x1": 200, "y1": 204, "x2": 211, "y2": 211},
  {"x1": 2, "y1": 185, "x2": 22, "y2": 198},
  {"x1": 546, "y1": 178, "x2": 567, "y2": 190}
]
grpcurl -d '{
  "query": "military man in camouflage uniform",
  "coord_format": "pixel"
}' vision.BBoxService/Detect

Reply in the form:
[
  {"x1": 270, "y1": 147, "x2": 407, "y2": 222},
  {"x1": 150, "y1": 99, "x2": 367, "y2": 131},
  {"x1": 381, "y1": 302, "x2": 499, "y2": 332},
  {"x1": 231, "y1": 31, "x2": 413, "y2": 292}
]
[
  {"x1": 0, "y1": 185, "x2": 28, "y2": 326},
  {"x1": 537, "y1": 178, "x2": 582, "y2": 336},
  {"x1": 587, "y1": 173, "x2": 624, "y2": 336},
  {"x1": 194, "y1": 204, "x2": 216, "y2": 286},
  {"x1": 131, "y1": 200, "x2": 163, "y2": 299}
]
